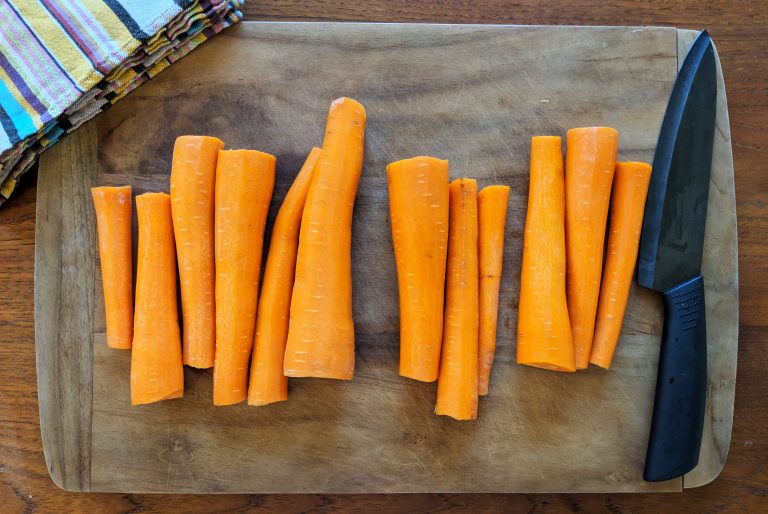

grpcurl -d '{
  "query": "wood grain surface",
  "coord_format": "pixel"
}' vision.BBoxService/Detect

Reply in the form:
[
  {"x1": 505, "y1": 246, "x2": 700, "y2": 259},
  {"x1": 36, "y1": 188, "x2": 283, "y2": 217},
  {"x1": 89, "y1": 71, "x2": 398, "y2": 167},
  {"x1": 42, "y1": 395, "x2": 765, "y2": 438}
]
[{"x1": 1, "y1": 1, "x2": 766, "y2": 512}]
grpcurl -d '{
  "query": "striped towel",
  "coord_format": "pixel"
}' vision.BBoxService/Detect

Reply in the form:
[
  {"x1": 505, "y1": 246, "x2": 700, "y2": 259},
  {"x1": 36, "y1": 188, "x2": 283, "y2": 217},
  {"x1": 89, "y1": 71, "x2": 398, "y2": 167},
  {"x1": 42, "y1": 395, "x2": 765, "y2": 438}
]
[{"x1": 0, "y1": 0, "x2": 244, "y2": 204}]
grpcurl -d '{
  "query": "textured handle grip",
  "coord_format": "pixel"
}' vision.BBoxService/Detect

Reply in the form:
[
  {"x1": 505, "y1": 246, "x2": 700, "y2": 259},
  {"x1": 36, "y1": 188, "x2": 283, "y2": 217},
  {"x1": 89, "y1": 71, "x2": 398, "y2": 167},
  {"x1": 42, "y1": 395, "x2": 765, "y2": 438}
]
[{"x1": 644, "y1": 275, "x2": 707, "y2": 482}]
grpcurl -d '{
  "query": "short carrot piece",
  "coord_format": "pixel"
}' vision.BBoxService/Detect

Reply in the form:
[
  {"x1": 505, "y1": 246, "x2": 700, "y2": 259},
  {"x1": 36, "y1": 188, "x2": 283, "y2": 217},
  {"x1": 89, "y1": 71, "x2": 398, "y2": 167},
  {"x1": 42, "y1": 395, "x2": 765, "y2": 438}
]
[
  {"x1": 131, "y1": 193, "x2": 184, "y2": 405},
  {"x1": 565, "y1": 127, "x2": 619, "y2": 369},
  {"x1": 386, "y1": 156, "x2": 449, "y2": 383},
  {"x1": 517, "y1": 136, "x2": 575, "y2": 372},
  {"x1": 213, "y1": 149, "x2": 276, "y2": 405},
  {"x1": 283, "y1": 97, "x2": 366, "y2": 380},
  {"x1": 590, "y1": 162, "x2": 653, "y2": 369},
  {"x1": 247, "y1": 147, "x2": 321, "y2": 406},
  {"x1": 436, "y1": 178, "x2": 479, "y2": 420},
  {"x1": 477, "y1": 185, "x2": 510, "y2": 395},
  {"x1": 170, "y1": 135, "x2": 224, "y2": 369},
  {"x1": 91, "y1": 185, "x2": 133, "y2": 349}
]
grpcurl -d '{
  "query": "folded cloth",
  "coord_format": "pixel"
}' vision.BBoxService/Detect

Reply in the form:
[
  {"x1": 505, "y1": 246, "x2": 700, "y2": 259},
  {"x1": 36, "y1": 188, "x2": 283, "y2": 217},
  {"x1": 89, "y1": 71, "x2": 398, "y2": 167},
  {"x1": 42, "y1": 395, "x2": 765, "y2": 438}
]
[{"x1": 0, "y1": 0, "x2": 244, "y2": 204}]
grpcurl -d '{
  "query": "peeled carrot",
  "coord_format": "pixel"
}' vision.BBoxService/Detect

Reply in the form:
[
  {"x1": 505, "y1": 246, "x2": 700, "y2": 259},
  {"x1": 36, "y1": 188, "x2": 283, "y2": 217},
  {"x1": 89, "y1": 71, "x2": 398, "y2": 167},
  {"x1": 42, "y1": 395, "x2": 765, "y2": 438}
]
[
  {"x1": 91, "y1": 186, "x2": 133, "y2": 349},
  {"x1": 477, "y1": 185, "x2": 510, "y2": 395},
  {"x1": 590, "y1": 162, "x2": 653, "y2": 369},
  {"x1": 565, "y1": 127, "x2": 618, "y2": 369},
  {"x1": 436, "y1": 178, "x2": 479, "y2": 420},
  {"x1": 517, "y1": 136, "x2": 575, "y2": 372},
  {"x1": 247, "y1": 148, "x2": 321, "y2": 406},
  {"x1": 213, "y1": 149, "x2": 276, "y2": 405},
  {"x1": 170, "y1": 135, "x2": 225, "y2": 369},
  {"x1": 386, "y1": 156, "x2": 449, "y2": 383},
  {"x1": 283, "y1": 97, "x2": 366, "y2": 380},
  {"x1": 131, "y1": 193, "x2": 184, "y2": 405}
]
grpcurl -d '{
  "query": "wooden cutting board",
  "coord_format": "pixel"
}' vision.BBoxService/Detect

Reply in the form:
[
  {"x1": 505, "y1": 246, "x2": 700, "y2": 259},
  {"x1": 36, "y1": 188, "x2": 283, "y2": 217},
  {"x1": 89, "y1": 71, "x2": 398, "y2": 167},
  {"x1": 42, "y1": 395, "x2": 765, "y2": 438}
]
[{"x1": 34, "y1": 23, "x2": 738, "y2": 493}]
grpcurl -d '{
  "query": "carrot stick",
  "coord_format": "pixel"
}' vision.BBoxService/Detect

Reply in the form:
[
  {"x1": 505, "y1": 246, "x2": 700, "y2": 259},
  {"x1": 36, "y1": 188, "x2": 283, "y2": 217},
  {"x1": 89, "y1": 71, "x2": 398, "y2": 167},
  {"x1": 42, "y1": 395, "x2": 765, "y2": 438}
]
[
  {"x1": 565, "y1": 127, "x2": 618, "y2": 369},
  {"x1": 213, "y1": 149, "x2": 276, "y2": 405},
  {"x1": 131, "y1": 193, "x2": 184, "y2": 405},
  {"x1": 91, "y1": 186, "x2": 133, "y2": 349},
  {"x1": 436, "y1": 178, "x2": 479, "y2": 420},
  {"x1": 517, "y1": 136, "x2": 575, "y2": 372},
  {"x1": 477, "y1": 185, "x2": 510, "y2": 395},
  {"x1": 590, "y1": 162, "x2": 653, "y2": 369},
  {"x1": 170, "y1": 135, "x2": 224, "y2": 369},
  {"x1": 386, "y1": 156, "x2": 449, "y2": 383},
  {"x1": 283, "y1": 97, "x2": 366, "y2": 380},
  {"x1": 247, "y1": 147, "x2": 321, "y2": 406}
]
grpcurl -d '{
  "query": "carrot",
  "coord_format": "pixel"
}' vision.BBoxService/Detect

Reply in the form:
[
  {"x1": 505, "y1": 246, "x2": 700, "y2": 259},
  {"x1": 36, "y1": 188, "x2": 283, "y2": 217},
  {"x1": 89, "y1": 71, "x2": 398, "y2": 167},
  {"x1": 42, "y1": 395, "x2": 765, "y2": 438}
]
[
  {"x1": 213, "y1": 149, "x2": 276, "y2": 405},
  {"x1": 565, "y1": 127, "x2": 619, "y2": 369},
  {"x1": 590, "y1": 162, "x2": 653, "y2": 369},
  {"x1": 91, "y1": 186, "x2": 133, "y2": 349},
  {"x1": 517, "y1": 136, "x2": 575, "y2": 372},
  {"x1": 170, "y1": 135, "x2": 225, "y2": 369},
  {"x1": 131, "y1": 193, "x2": 184, "y2": 405},
  {"x1": 247, "y1": 147, "x2": 321, "y2": 406},
  {"x1": 477, "y1": 185, "x2": 510, "y2": 395},
  {"x1": 386, "y1": 156, "x2": 449, "y2": 382},
  {"x1": 436, "y1": 178, "x2": 479, "y2": 420},
  {"x1": 283, "y1": 97, "x2": 366, "y2": 380}
]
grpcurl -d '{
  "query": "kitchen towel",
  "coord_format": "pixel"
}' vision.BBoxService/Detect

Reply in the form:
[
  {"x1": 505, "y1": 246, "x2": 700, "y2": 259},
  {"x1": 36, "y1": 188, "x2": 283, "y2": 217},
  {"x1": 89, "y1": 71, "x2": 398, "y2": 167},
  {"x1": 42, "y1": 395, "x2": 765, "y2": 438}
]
[{"x1": 0, "y1": 0, "x2": 244, "y2": 204}]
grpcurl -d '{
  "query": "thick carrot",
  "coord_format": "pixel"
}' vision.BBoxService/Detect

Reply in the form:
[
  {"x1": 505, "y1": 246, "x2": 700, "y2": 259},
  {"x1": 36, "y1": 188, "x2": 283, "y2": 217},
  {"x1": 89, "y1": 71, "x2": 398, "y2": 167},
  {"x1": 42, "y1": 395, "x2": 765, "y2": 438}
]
[
  {"x1": 436, "y1": 178, "x2": 479, "y2": 420},
  {"x1": 517, "y1": 136, "x2": 575, "y2": 372},
  {"x1": 590, "y1": 162, "x2": 653, "y2": 369},
  {"x1": 170, "y1": 135, "x2": 224, "y2": 369},
  {"x1": 91, "y1": 186, "x2": 133, "y2": 349},
  {"x1": 283, "y1": 97, "x2": 366, "y2": 380},
  {"x1": 477, "y1": 185, "x2": 510, "y2": 395},
  {"x1": 386, "y1": 156, "x2": 449, "y2": 382},
  {"x1": 213, "y1": 149, "x2": 275, "y2": 405},
  {"x1": 131, "y1": 193, "x2": 184, "y2": 405},
  {"x1": 565, "y1": 127, "x2": 618, "y2": 369},
  {"x1": 247, "y1": 147, "x2": 321, "y2": 406}
]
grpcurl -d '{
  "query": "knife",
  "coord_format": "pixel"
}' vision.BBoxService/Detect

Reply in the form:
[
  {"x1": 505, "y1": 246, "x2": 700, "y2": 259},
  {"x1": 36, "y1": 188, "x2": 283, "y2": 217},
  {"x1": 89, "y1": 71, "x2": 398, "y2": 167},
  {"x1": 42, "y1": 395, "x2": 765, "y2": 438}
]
[{"x1": 637, "y1": 30, "x2": 717, "y2": 483}]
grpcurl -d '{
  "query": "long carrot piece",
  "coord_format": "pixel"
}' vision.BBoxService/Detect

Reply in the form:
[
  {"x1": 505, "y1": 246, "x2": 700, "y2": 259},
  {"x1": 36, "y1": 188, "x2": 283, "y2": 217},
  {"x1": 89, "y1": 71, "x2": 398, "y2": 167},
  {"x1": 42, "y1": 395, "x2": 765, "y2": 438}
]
[
  {"x1": 247, "y1": 148, "x2": 321, "y2": 406},
  {"x1": 283, "y1": 97, "x2": 366, "y2": 380},
  {"x1": 91, "y1": 186, "x2": 133, "y2": 349},
  {"x1": 170, "y1": 135, "x2": 225, "y2": 369},
  {"x1": 517, "y1": 136, "x2": 575, "y2": 372},
  {"x1": 436, "y1": 178, "x2": 479, "y2": 420},
  {"x1": 386, "y1": 156, "x2": 449, "y2": 383},
  {"x1": 565, "y1": 127, "x2": 618, "y2": 369},
  {"x1": 131, "y1": 193, "x2": 184, "y2": 405},
  {"x1": 214, "y1": 149, "x2": 276, "y2": 405},
  {"x1": 590, "y1": 161, "x2": 653, "y2": 369},
  {"x1": 477, "y1": 185, "x2": 510, "y2": 395}
]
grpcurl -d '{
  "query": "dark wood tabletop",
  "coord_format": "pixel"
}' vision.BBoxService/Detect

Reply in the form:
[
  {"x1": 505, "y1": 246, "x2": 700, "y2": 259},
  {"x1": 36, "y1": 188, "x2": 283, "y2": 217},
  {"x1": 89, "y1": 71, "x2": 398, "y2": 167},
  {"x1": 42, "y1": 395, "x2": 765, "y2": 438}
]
[{"x1": 1, "y1": 2, "x2": 765, "y2": 512}]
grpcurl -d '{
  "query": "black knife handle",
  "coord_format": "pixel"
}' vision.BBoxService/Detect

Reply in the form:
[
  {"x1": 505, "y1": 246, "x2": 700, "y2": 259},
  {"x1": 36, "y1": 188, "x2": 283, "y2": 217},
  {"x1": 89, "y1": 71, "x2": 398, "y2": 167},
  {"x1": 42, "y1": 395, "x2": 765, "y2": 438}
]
[{"x1": 644, "y1": 274, "x2": 707, "y2": 482}]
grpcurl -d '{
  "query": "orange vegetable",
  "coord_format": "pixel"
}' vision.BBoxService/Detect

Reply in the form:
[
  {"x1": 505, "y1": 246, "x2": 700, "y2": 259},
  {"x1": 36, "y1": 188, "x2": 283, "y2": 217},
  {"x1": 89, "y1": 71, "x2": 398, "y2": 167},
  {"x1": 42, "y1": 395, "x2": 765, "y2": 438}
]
[
  {"x1": 213, "y1": 149, "x2": 276, "y2": 405},
  {"x1": 170, "y1": 135, "x2": 225, "y2": 369},
  {"x1": 91, "y1": 185, "x2": 133, "y2": 349},
  {"x1": 131, "y1": 193, "x2": 184, "y2": 405},
  {"x1": 284, "y1": 97, "x2": 366, "y2": 380},
  {"x1": 590, "y1": 162, "x2": 653, "y2": 369},
  {"x1": 436, "y1": 178, "x2": 479, "y2": 420},
  {"x1": 565, "y1": 127, "x2": 618, "y2": 369},
  {"x1": 477, "y1": 185, "x2": 510, "y2": 395},
  {"x1": 247, "y1": 147, "x2": 321, "y2": 406},
  {"x1": 386, "y1": 156, "x2": 449, "y2": 382},
  {"x1": 517, "y1": 136, "x2": 575, "y2": 372}
]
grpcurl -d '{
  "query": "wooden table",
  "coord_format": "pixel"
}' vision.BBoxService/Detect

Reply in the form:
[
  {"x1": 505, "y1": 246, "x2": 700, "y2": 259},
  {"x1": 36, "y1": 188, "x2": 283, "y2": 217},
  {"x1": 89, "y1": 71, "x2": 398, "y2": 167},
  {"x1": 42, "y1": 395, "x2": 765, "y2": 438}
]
[{"x1": 0, "y1": 2, "x2": 765, "y2": 511}]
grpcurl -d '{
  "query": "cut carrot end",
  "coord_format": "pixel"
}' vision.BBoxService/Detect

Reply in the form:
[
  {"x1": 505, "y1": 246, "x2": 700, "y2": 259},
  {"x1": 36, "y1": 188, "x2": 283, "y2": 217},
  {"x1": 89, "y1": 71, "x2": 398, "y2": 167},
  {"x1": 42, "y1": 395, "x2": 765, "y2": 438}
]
[{"x1": 519, "y1": 361, "x2": 577, "y2": 373}]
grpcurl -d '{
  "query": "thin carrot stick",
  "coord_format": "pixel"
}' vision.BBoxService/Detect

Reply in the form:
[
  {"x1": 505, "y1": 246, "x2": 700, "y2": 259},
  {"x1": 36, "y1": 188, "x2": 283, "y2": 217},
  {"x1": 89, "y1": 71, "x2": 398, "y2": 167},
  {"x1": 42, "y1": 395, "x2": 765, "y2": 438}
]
[
  {"x1": 91, "y1": 185, "x2": 133, "y2": 349},
  {"x1": 247, "y1": 147, "x2": 321, "y2": 406},
  {"x1": 590, "y1": 161, "x2": 652, "y2": 369},
  {"x1": 131, "y1": 193, "x2": 184, "y2": 405},
  {"x1": 213, "y1": 149, "x2": 276, "y2": 405}
]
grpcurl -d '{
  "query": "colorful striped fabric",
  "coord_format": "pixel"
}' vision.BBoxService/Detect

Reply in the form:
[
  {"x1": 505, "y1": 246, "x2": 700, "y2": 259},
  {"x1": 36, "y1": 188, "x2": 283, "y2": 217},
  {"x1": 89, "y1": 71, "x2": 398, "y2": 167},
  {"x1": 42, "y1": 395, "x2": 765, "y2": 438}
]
[{"x1": 0, "y1": 0, "x2": 243, "y2": 204}]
